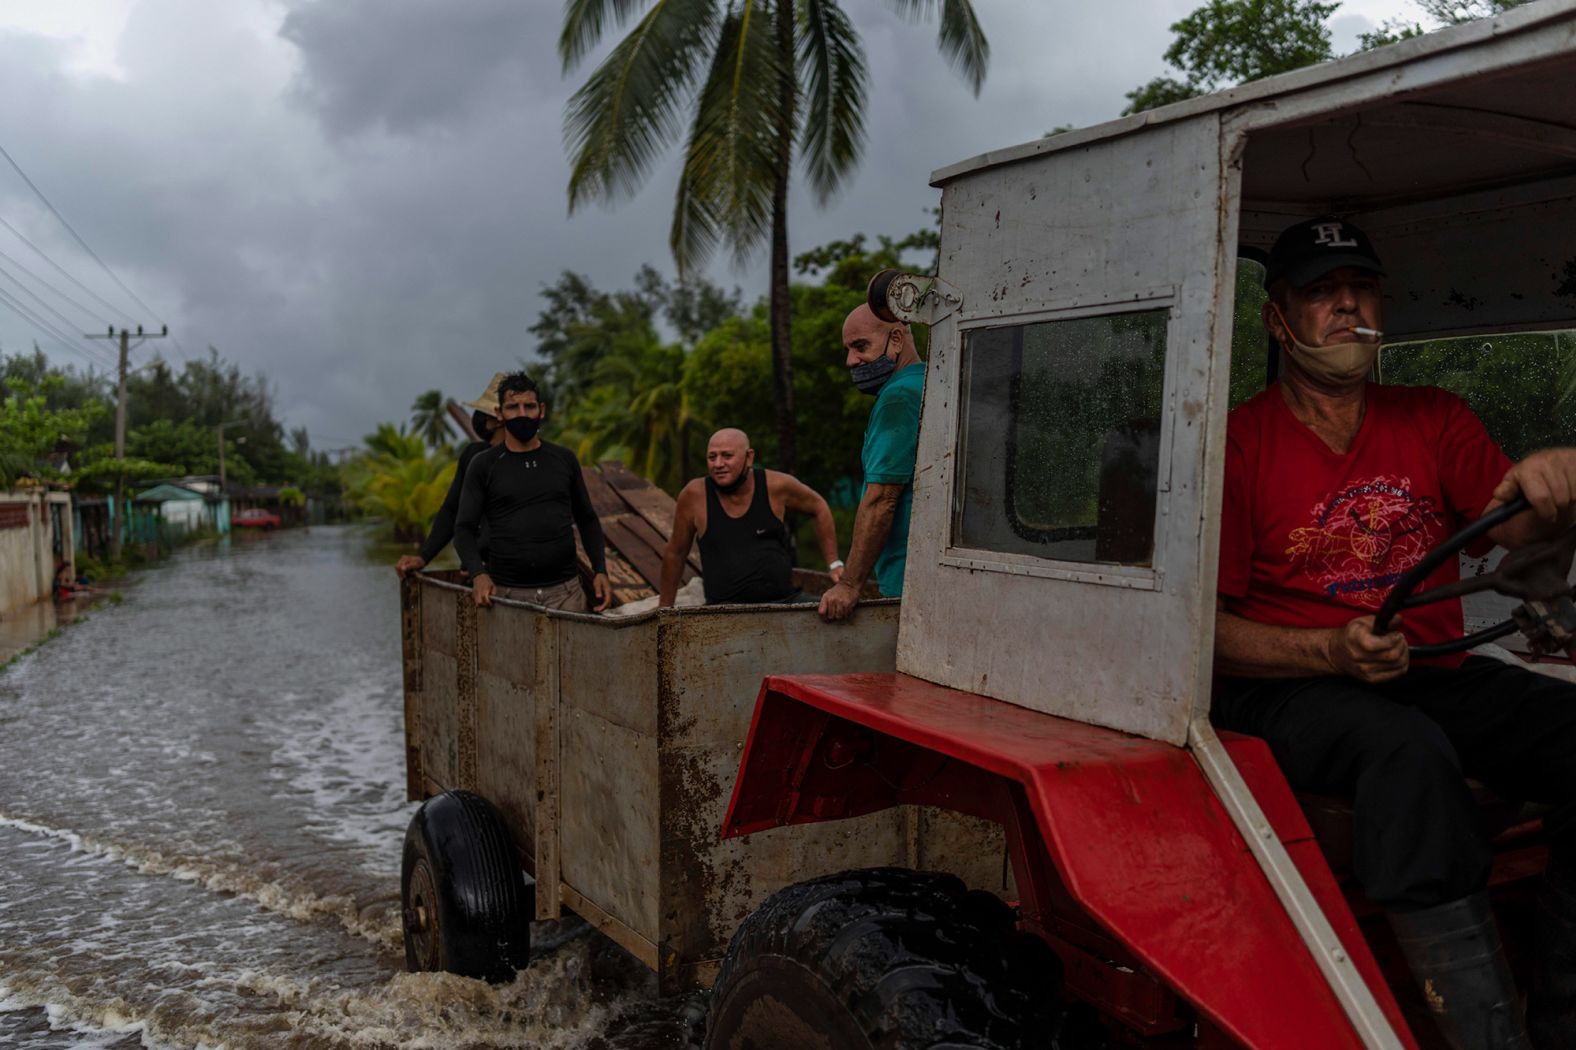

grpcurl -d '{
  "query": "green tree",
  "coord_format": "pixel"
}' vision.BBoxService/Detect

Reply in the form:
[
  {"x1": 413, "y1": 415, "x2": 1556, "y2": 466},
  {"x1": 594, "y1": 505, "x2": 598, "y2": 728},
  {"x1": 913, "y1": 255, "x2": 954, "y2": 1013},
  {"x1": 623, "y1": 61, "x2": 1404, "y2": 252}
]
[
  {"x1": 0, "y1": 382, "x2": 105, "y2": 487},
  {"x1": 342, "y1": 424, "x2": 456, "y2": 541},
  {"x1": 560, "y1": 0, "x2": 989, "y2": 474},
  {"x1": 1358, "y1": 0, "x2": 1530, "y2": 49},
  {"x1": 1414, "y1": 0, "x2": 1531, "y2": 23},
  {"x1": 683, "y1": 227, "x2": 934, "y2": 493},
  {"x1": 1124, "y1": 0, "x2": 1337, "y2": 114},
  {"x1": 530, "y1": 270, "x2": 667, "y2": 409},
  {"x1": 410, "y1": 389, "x2": 455, "y2": 449},
  {"x1": 1382, "y1": 333, "x2": 1576, "y2": 461},
  {"x1": 0, "y1": 348, "x2": 107, "y2": 411},
  {"x1": 569, "y1": 343, "x2": 712, "y2": 493}
]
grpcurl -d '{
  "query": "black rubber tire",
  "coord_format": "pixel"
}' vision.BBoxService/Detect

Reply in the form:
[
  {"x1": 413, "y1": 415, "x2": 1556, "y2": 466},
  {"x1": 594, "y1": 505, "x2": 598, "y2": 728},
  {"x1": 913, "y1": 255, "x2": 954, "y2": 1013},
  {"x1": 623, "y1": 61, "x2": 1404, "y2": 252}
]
[
  {"x1": 704, "y1": 868, "x2": 1097, "y2": 1050},
  {"x1": 401, "y1": 790, "x2": 533, "y2": 983}
]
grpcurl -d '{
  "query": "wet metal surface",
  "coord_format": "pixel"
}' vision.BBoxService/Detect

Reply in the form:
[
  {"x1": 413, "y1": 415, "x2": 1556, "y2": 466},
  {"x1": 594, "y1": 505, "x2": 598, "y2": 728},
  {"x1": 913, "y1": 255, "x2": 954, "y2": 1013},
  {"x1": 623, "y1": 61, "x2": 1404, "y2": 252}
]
[{"x1": 0, "y1": 527, "x2": 672, "y2": 1049}]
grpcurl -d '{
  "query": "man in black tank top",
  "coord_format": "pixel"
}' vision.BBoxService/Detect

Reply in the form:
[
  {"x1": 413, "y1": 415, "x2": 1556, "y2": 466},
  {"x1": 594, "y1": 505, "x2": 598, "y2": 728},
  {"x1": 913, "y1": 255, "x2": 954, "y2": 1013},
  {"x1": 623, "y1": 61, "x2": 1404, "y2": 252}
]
[{"x1": 659, "y1": 428, "x2": 843, "y2": 606}]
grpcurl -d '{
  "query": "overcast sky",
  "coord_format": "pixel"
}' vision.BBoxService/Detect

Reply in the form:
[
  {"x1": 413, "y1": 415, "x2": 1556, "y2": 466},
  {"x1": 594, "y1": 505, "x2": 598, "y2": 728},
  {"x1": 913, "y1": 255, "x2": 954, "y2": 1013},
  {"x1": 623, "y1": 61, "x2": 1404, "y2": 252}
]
[{"x1": 0, "y1": 0, "x2": 1422, "y2": 449}]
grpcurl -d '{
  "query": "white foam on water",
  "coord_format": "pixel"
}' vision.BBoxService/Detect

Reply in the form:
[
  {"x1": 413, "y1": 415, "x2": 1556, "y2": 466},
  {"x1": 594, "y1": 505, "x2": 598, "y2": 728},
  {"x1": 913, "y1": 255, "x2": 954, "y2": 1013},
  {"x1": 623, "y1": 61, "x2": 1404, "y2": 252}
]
[
  {"x1": 263, "y1": 675, "x2": 417, "y2": 874},
  {"x1": 0, "y1": 944, "x2": 614, "y2": 1050},
  {"x1": 214, "y1": 949, "x2": 614, "y2": 1049},
  {"x1": 0, "y1": 810, "x2": 400, "y2": 949},
  {"x1": 0, "y1": 531, "x2": 658, "y2": 1048},
  {"x1": 1, "y1": 982, "x2": 163, "y2": 1049}
]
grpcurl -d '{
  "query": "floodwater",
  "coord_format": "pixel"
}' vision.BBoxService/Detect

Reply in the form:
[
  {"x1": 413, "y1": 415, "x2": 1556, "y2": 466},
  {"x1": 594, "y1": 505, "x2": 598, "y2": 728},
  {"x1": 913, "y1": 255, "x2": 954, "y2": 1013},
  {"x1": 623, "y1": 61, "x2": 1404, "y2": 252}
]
[{"x1": 0, "y1": 526, "x2": 677, "y2": 1049}]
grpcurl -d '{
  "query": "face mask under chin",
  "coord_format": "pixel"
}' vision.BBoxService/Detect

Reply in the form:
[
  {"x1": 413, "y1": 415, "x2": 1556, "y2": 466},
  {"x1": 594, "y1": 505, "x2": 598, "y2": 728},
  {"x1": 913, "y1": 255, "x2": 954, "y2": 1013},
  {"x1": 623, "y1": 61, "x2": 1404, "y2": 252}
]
[
  {"x1": 1272, "y1": 305, "x2": 1380, "y2": 385},
  {"x1": 1286, "y1": 338, "x2": 1380, "y2": 385},
  {"x1": 714, "y1": 468, "x2": 750, "y2": 494}
]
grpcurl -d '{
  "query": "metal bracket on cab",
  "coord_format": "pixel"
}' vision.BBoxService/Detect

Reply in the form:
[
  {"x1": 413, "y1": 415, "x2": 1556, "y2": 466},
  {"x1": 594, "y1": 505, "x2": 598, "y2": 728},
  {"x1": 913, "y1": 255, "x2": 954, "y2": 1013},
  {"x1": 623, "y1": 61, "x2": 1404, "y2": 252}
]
[{"x1": 867, "y1": 269, "x2": 963, "y2": 326}]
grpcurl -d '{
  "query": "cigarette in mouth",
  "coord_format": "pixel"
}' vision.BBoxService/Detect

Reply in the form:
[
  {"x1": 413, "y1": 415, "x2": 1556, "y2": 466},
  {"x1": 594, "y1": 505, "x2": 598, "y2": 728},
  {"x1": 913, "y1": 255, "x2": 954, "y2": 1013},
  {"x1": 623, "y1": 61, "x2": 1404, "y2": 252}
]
[{"x1": 1352, "y1": 327, "x2": 1383, "y2": 339}]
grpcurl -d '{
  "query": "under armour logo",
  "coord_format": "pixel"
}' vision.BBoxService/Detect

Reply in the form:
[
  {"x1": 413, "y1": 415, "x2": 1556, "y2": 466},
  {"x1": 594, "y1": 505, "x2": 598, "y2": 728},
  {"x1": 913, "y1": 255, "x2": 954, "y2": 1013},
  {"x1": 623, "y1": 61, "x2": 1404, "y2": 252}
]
[{"x1": 1312, "y1": 222, "x2": 1358, "y2": 248}]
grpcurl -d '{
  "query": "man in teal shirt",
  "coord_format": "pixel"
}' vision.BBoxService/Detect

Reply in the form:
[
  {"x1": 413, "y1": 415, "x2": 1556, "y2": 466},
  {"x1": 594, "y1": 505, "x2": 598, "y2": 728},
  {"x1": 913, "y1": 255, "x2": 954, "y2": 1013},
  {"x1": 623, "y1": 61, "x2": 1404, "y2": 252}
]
[{"x1": 819, "y1": 303, "x2": 925, "y2": 621}]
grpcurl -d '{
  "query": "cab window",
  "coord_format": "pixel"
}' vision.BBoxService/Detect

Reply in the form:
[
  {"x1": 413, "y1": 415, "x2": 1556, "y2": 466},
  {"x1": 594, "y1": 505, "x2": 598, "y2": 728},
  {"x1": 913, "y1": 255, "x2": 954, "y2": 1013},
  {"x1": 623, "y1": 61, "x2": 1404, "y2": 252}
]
[
  {"x1": 954, "y1": 308, "x2": 1168, "y2": 566},
  {"x1": 1229, "y1": 258, "x2": 1271, "y2": 408},
  {"x1": 1380, "y1": 332, "x2": 1576, "y2": 459}
]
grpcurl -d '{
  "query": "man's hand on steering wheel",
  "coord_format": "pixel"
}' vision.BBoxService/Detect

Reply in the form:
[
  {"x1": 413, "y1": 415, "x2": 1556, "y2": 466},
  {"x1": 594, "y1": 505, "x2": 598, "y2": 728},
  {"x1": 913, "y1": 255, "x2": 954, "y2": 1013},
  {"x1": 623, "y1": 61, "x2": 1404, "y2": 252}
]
[
  {"x1": 1328, "y1": 614, "x2": 1410, "y2": 683},
  {"x1": 1487, "y1": 449, "x2": 1576, "y2": 541}
]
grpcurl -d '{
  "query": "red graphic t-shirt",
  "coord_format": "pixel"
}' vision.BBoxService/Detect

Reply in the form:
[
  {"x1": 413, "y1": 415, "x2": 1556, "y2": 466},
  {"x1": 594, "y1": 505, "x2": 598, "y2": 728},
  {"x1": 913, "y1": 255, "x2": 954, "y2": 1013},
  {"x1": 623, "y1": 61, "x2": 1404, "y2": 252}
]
[{"x1": 1219, "y1": 383, "x2": 1512, "y2": 667}]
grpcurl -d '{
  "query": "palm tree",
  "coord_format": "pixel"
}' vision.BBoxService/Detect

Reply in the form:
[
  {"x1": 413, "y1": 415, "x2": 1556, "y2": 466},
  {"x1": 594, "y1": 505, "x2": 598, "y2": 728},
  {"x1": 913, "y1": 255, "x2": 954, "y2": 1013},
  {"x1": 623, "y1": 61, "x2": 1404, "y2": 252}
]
[
  {"x1": 409, "y1": 389, "x2": 455, "y2": 449},
  {"x1": 561, "y1": 0, "x2": 989, "y2": 473},
  {"x1": 343, "y1": 423, "x2": 456, "y2": 541},
  {"x1": 570, "y1": 342, "x2": 711, "y2": 493}
]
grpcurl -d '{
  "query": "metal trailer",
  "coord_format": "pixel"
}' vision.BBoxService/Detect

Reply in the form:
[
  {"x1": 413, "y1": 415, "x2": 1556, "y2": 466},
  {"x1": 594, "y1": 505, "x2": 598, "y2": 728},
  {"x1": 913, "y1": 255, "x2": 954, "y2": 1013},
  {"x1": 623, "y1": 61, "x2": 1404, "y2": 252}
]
[
  {"x1": 712, "y1": 5, "x2": 1576, "y2": 1049},
  {"x1": 398, "y1": 572, "x2": 1007, "y2": 994}
]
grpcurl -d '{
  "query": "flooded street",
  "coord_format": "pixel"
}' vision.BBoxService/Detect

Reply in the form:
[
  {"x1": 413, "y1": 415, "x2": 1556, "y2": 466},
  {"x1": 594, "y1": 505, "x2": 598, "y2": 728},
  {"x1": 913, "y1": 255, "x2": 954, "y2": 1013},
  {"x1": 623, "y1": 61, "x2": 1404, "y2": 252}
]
[{"x1": 0, "y1": 526, "x2": 671, "y2": 1049}]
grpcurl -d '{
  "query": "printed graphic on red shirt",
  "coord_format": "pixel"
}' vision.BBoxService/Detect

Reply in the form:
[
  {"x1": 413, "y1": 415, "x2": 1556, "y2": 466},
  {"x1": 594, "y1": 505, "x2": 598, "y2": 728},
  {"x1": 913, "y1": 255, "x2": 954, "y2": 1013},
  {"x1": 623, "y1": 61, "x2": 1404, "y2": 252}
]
[{"x1": 1284, "y1": 474, "x2": 1447, "y2": 608}]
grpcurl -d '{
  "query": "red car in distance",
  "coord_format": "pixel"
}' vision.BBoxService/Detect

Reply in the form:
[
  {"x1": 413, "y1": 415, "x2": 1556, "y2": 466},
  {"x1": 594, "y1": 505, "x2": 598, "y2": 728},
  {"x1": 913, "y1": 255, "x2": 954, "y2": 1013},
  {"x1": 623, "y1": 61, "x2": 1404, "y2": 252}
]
[{"x1": 232, "y1": 508, "x2": 281, "y2": 530}]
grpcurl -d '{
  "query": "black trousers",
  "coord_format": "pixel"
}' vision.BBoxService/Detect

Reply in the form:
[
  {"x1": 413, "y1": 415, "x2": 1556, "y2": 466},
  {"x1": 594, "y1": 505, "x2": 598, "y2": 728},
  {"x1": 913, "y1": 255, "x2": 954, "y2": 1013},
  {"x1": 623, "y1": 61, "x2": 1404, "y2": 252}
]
[{"x1": 1214, "y1": 657, "x2": 1576, "y2": 910}]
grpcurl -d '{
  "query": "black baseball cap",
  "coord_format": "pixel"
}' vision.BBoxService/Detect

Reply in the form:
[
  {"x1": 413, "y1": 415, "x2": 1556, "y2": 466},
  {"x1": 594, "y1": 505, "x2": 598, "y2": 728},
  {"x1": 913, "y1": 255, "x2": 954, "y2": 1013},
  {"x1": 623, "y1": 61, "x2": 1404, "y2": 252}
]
[{"x1": 1263, "y1": 216, "x2": 1385, "y2": 289}]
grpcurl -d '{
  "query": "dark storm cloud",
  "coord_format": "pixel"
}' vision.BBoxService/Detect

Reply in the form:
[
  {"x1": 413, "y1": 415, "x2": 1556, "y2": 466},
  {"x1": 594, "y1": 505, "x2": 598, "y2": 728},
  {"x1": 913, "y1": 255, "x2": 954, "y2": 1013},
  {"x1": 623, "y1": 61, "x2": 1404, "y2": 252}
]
[
  {"x1": 0, "y1": 0, "x2": 1390, "y2": 448},
  {"x1": 279, "y1": 0, "x2": 554, "y2": 138}
]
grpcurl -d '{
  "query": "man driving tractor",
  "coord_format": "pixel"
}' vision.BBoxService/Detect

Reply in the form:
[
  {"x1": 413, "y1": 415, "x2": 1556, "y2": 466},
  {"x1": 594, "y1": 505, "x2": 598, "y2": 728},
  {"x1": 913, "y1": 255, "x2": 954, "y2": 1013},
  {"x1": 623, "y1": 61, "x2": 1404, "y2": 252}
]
[{"x1": 1214, "y1": 217, "x2": 1576, "y2": 1049}]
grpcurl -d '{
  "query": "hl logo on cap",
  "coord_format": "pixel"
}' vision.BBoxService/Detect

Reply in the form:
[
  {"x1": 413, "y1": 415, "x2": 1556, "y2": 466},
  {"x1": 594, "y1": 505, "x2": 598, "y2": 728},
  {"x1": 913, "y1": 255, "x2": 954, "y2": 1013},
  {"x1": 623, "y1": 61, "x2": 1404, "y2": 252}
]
[{"x1": 1312, "y1": 222, "x2": 1359, "y2": 248}]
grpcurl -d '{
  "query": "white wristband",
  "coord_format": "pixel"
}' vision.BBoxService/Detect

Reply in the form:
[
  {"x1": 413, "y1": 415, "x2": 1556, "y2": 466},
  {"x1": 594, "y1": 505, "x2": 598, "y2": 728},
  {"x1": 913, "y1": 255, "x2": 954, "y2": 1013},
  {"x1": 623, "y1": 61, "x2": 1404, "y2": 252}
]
[{"x1": 828, "y1": 560, "x2": 845, "y2": 571}]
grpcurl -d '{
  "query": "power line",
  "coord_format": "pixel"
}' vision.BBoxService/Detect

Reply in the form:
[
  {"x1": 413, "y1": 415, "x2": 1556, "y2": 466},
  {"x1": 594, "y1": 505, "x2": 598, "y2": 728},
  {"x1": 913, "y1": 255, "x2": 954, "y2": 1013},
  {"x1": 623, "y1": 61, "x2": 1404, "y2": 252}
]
[
  {"x1": 0, "y1": 283, "x2": 97, "y2": 357},
  {"x1": 0, "y1": 139, "x2": 164, "y2": 322},
  {"x1": 0, "y1": 212, "x2": 135, "y2": 323},
  {"x1": 0, "y1": 139, "x2": 189, "y2": 366},
  {"x1": 0, "y1": 259, "x2": 114, "y2": 359},
  {"x1": 0, "y1": 241, "x2": 114, "y2": 328},
  {"x1": 0, "y1": 286, "x2": 112, "y2": 371}
]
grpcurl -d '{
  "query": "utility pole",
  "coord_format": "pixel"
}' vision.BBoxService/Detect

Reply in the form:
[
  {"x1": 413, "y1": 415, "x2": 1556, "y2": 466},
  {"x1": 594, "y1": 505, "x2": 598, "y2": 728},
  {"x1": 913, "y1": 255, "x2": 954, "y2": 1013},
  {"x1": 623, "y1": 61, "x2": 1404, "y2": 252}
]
[
  {"x1": 216, "y1": 419, "x2": 246, "y2": 491},
  {"x1": 87, "y1": 323, "x2": 168, "y2": 562}
]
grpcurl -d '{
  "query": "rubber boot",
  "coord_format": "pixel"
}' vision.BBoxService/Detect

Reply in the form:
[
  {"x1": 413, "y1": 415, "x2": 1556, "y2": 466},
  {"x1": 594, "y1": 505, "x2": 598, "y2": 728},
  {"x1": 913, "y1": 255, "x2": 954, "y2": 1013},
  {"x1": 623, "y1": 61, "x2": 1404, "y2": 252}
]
[
  {"x1": 1529, "y1": 864, "x2": 1576, "y2": 1049},
  {"x1": 1388, "y1": 893, "x2": 1532, "y2": 1050}
]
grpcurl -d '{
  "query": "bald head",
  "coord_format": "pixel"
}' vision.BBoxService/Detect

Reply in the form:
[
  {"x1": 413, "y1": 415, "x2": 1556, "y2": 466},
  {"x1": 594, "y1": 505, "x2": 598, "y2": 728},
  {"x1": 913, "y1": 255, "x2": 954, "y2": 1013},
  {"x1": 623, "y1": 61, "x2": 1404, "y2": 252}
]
[
  {"x1": 706, "y1": 428, "x2": 754, "y2": 490},
  {"x1": 842, "y1": 304, "x2": 916, "y2": 370},
  {"x1": 709, "y1": 428, "x2": 749, "y2": 454}
]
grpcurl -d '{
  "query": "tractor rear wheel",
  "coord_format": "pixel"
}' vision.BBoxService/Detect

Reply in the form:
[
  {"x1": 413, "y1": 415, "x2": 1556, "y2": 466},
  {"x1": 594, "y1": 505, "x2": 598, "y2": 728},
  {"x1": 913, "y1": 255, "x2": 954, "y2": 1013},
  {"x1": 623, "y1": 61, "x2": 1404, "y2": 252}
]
[
  {"x1": 704, "y1": 868, "x2": 1093, "y2": 1050},
  {"x1": 401, "y1": 790, "x2": 532, "y2": 983}
]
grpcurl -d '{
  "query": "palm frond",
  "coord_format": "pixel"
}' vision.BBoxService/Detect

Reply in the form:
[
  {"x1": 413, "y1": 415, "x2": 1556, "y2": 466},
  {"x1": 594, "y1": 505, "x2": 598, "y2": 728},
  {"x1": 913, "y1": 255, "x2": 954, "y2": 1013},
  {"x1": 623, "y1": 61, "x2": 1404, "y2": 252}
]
[
  {"x1": 565, "y1": 0, "x2": 721, "y2": 210},
  {"x1": 671, "y1": 0, "x2": 792, "y2": 272},
  {"x1": 883, "y1": 0, "x2": 989, "y2": 93},
  {"x1": 797, "y1": 0, "x2": 867, "y2": 203},
  {"x1": 560, "y1": 0, "x2": 658, "y2": 71}
]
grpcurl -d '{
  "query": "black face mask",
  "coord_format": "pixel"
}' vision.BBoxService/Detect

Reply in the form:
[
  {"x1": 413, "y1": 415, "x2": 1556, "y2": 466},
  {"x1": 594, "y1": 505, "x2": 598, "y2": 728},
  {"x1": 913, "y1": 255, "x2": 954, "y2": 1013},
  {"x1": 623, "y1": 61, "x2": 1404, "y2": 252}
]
[
  {"x1": 850, "y1": 329, "x2": 900, "y2": 396},
  {"x1": 471, "y1": 410, "x2": 495, "y2": 439},
  {"x1": 503, "y1": 415, "x2": 542, "y2": 443},
  {"x1": 850, "y1": 356, "x2": 898, "y2": 396},
  {"x1": 714, "y1": 466, "x2": 751, "y2": 494}
]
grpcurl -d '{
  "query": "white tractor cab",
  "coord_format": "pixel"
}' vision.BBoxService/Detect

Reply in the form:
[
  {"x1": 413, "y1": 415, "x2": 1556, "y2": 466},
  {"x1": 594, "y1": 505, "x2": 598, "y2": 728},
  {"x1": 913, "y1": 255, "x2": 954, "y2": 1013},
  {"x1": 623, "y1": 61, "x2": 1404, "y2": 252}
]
[{"x1": 715, "y1": 5, "x2": 1576, "y2": 1048}]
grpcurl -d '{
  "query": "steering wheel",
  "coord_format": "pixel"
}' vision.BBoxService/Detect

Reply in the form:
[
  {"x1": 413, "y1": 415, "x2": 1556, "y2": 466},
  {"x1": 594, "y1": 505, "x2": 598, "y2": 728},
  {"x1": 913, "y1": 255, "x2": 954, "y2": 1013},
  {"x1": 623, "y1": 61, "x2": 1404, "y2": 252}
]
[{"x1": 1373, "y1": 495, "x2": 1576, "y2": 659}]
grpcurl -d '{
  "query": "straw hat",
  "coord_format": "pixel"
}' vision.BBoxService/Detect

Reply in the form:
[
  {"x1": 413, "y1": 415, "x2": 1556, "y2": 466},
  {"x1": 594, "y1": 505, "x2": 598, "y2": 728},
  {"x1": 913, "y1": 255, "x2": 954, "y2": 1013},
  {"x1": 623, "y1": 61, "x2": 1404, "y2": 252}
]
[{"x1": 460, "y1": 372, "x2": 506, "y2": 415}]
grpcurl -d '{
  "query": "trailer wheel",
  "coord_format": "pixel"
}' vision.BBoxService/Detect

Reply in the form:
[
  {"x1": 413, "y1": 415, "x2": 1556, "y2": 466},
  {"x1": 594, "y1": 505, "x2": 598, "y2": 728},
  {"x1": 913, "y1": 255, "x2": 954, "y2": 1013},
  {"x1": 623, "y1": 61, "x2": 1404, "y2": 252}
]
[
  {"x1": 401, "y1": 790, "x2": 532, "y2": 983},
  {"x1": 705, "y1": 868, "x2": 1091, "y2": 1050}
]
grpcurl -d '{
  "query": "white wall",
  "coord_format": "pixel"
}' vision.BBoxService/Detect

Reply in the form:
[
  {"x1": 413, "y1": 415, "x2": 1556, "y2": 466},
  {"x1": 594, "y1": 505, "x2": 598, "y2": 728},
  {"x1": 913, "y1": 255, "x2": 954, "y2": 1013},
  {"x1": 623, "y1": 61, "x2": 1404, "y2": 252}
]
[{"x1": 0, "y1": 491, "x2": 73, "y2": 614}]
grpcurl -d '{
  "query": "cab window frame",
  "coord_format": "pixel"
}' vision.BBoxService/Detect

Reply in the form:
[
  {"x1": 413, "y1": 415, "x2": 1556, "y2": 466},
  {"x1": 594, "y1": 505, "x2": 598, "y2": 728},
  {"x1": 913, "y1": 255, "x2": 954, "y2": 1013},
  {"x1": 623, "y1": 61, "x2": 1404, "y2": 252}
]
[{"x1": 942, "y1": 290, "x2": 1178, "y2": 592}]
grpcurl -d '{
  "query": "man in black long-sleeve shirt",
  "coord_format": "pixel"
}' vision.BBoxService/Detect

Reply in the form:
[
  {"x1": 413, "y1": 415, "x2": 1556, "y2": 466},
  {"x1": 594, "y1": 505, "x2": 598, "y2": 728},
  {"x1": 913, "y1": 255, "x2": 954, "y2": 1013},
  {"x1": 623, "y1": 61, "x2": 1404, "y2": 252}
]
[
  {"x1": 396, "y1": 377, "x2": 507, "y2": 578},
  {"x1": 454, "y1": 372, "x2": 611, "y2": 612}
]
